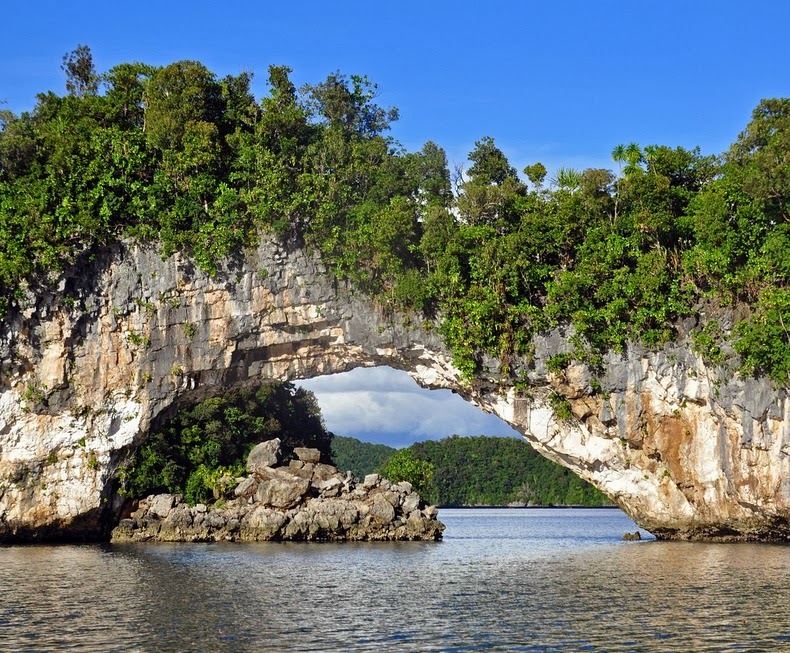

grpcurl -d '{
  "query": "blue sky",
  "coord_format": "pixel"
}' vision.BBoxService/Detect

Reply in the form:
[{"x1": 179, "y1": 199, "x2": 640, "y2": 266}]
[
  {"x1": 4, "y1": 1, "x2": 789, "y2": 173},
  {"x1": 3, "y1": 1, "x2": 788, "y2": 446}
]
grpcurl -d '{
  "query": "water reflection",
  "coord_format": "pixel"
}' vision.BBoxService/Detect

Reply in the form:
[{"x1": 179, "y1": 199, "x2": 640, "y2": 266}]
[{"x1": 1, "y1": 510, "x2": 789, "y2": 651}]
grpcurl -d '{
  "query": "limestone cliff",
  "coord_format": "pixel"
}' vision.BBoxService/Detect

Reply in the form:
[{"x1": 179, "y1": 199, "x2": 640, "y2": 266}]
[{"x1": 1, "y1": 237, "x2": 788, "y2": 541}]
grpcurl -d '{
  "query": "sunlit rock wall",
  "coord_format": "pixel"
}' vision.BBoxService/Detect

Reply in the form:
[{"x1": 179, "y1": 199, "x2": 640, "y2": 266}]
[
  {"x1": 494, "y1": 331, "x2": 790, "y2": 540},
  {"x1": 0, "y1": 239, "x2": 455, "y2": 540},
  {"x1": 1, "y1": 238, "x2": 788, "y2": 541}
]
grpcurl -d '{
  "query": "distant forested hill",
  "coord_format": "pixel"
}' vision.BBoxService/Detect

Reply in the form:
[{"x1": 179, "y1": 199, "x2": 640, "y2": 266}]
[
  {"x1": 333, "y1": 435, "x2": 612, "y2": 507},
  {"x1": 331, "y1": 435, "x2": 396, "y2": 479},
  {"x1": 410, "y1": 435, "x2": 611, "y2": 507}
]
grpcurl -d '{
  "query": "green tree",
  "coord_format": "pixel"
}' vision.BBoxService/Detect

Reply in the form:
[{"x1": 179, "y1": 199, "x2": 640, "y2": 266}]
[
  {"x1": 523, "y1": 162, "x2": 547, "y2": 189},
  {"x1": 302, "y1": 72, "x2": 399, "y2": 137},
  {"x1": 410, "y1": 140, "x2": 453, "y2": 208},
  {"x1": 102, "y1": 62, "x2": 156, "y2": 126},
  {"x1": 551, "y1": 166, "x2": 581, "y2": 191},
  {"x1": 143, "y1": 60, "x2": 224, "y2": 151},
  {"x1": 457, "y1": 136, "x2": 525, "y2": 231},
  {"x1": 467, "y1": 135, "x2": 517, "y2": 184},
  {"x1": 61, "y1": 45, "x2": 99, "y2": 97},
  {"x1": 612, "y1": 142, "x2": 643, "y2": 176},
  {"x1": 379, "y1": 448, "x2": 436, "y2": 502},
  {"x1": 0, "y1": 109, "x2": 36, "y2": 181},
  {"x1": 728, "y1": 98, "x2": 790, "y2": 225}
]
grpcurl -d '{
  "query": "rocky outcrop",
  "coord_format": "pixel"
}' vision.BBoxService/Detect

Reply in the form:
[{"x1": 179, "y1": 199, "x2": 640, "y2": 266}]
[
  {"x1": 112, "y1": 444, "x2": 443, "y2": 542},
  {"x1": 511, "y1": 328, "x2": 790, "y2": 541},
  {"x1": 2, "y1": 237, "x2": 790, "y2": 541}
]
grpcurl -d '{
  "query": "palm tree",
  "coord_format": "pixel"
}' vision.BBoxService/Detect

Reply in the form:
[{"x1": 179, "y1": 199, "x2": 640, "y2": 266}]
[
  {"x1": 611, "y1": 143, "x2": 626, "y2": 176},
  {"x1": 550, "y1": 166, "x2": 581, "y2": 191},
  {"x1": 610, "y1": 142, "x2": 643, "y2": 222},
  {"x1": 612, "y1": 142, "x2": 643, "y2": 177},
  {"x1": 643, "y1": 145, "x2": 658, "y2": 174},
  {"x1": 623, "y1": 142, "x2": 643, "y2": 176},
  {"x1": 611, "y1": 144, "x2": 627, "y2": 221}
]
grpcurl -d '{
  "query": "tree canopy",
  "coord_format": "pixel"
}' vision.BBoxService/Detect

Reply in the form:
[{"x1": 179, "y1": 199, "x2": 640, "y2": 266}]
[
  {"x1": 331, "y1": 435, "x2": 396, "y2": 479},
  {"x1": 2, "y1": 48, "x2": 789, "y2": 382},
  {"x1": 332, "y1": 435, "x2": 611, "y2": 507}
]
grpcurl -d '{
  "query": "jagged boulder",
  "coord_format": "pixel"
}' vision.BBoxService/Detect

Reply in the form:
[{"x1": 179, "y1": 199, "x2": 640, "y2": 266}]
[
  {"x1": 242, "y1": 506, "x2": 288, "y2": 539},
  {"x1": 294, "y1": 447, "x2": 321, "y2": 464},
  {"x1": 234, "y1": 476, "x2": 258, "y2": 499},
  {"x1": 402, "y1": 492, "x2": 421, "y2": 514},
  {"x1": 314, "y1": 477, "x2": 343, "y2": 497},
  {"x1": 312, "y1": 463, "x2": 340, "y2": 482},
  {"x1": 247, "y1": 438, "x2": 282, "y2": 472},
  {"x1": 370, "y1": 494, "x2": 396, "y2": 523},
  {"x1": 287, "y1": 460, "x2": 314, "y2": 480},
  {"x1": 111, "y1": 454, "x2": 444, "y2": 543},
  {"x1": 148, "y1": 494, "x2": 176, "y2": 518},
  {"x1": 255, "y1": 475, "x2": 310, "y2": 509}
]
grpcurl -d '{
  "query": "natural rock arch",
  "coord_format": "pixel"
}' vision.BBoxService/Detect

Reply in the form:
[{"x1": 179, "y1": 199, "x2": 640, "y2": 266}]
[{"x1": 1, "y1": 237, "x2": 790, "y2": 541}]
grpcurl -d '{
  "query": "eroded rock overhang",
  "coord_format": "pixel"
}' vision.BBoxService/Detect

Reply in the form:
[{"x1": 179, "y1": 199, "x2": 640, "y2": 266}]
[{"x1": 1, "y1": 237, "x2": 789, "y2": 541}]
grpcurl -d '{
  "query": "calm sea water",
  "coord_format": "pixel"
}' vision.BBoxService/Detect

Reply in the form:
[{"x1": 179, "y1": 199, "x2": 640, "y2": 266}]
[{"x1": 1, "y1": 508, "x2": 789, "y2": 652}]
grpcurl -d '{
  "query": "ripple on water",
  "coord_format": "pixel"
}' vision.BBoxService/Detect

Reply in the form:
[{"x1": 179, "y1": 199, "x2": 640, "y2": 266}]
[{"x1": 1, "y1": 509, "x2": 789, "y2": 651}]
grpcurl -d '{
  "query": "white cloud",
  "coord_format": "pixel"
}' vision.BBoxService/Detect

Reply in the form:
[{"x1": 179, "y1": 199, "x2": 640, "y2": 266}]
[{"x1": 298, "y1": 367, "x2": 520, "y2": 448}]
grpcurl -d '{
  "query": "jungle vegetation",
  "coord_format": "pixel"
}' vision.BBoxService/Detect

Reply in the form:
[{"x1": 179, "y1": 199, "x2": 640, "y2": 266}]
[
  {"x1": 122, "y1": 382, "x2": 330, "y2": 504},
  {"x1": 331, "y1": 434, "x2": 395, "y2": 479},
  {"x1": 336, "y1": 434, "x2": 611, "y2": 507},
  {"x1": 2, "y1": 47, "x2": 789, "y2": 382}
]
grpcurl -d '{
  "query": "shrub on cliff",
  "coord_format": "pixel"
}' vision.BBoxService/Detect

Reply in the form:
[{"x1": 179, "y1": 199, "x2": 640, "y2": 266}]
[{"x1": 378, "y1": 449, "x2": 437, "y2": 503}]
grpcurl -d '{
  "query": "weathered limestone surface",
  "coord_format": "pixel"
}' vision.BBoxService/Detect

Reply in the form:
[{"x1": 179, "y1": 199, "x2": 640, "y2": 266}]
[
  {"x1": 112, "y1": 444, "x2": 444, "y2": 542},
  {"x1": 1, "y1": 237, "x2": 790, "y2": 541}
]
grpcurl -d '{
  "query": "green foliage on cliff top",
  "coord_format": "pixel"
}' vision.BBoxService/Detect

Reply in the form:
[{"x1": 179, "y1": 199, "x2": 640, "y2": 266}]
[
  {"x1": 122, "y1": 382, "x2": 330, "y2": 504},
  {"x1": 2, "y1": 47, "x2": 789, "y2": 383}
]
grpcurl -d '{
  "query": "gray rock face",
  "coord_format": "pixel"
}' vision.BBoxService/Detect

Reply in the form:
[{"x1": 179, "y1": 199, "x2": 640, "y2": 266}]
[
  {"x1": 402, "y1": 492, "x2": 421, "y2": 515},
  {"x1": 247, "y1": 439, "x2": 282, "y2": 472},
  {"x1": 244, "y1": 506, "x2": 287, "y2": 537},
  {"x1": 111, "y1": 455, "x2": 444, "y2": 543},
  {"x1": 148, "y1": 494, "x2": 176, "y2": 519},
  {"x1": 234, "y1": 477, "x2": 258, "y2": 499},
  {"x1": 294, "y1": 447, "x2": 321, "y2": 464},
  {"x1": 255, "y1": 475, "x2": 310, "y2": 509},
  {"x1": 370, "y1": 495, "x2": 396, "y2": 523},
  {"x1": 3, "y1": 238, "x2": 790, "y2": 542}
]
